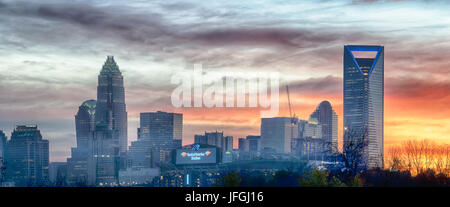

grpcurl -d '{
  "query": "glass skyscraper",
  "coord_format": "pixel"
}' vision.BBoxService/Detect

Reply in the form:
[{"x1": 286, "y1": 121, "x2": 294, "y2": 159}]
[
  {"x1": 67, "y1": 100, "x2": 96, "y2": 185},
  {"x1": 343, "y1": 45, "x2": 384, "y2": 169},
  {"x1": 88, "y1": 56, "x2": 127, "y2": 186},
  {"x1": 310, "y1": 101, "x2": 338, "y2": 154},
  {"x1": 95, "y1": 56, "x2": 128, "y2": 153}
]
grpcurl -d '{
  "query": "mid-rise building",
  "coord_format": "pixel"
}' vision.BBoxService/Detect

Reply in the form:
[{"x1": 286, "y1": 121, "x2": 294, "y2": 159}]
[
  {"x1": 293, "y1": 118, "x2": 325, "y2": 161},
  {"x1": 49, "y1": 162, "x2": 67, "y2": 186},
  {"x1": 194, "y1": 131, "x2": 234, "y2": 162},
  {"x1": 260, "y1": 117, "x2": 298, "y2": 154}
]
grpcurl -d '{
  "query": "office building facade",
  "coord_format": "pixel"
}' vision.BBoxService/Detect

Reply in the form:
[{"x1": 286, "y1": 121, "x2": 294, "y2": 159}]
[
  {"x1": 129, "y1": 111, "x2": 183, "y2": 168},
  {"x1": 260, "y1": 117, "x2": 298, "y2": 154},
  {"x1": 5, "y1": 125, "x2": 49, "y2": 186},
  {"x1": 343, "y1": 45, "x2": 384, "y2": 168},
  {"x1": 310, "y1": 101, "x2": 338, "y2": 154}
]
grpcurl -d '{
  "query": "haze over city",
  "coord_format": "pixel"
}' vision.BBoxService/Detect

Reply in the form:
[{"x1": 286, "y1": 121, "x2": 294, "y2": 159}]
[{"x1": 0, "y1": 0, "x2": 450, "y2": 162}]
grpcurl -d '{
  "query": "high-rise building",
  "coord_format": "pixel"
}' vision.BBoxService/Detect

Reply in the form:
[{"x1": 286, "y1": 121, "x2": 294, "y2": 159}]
[
  {"x1": 0, "y1": 130, "x2": 6, "y2": 160},
  {"x1": 0, "y1": 130, "x2": 6, "y2": 182},
  {"x1": 94, "y1": 56, "x2": 128, "y2": 153},
  {"x1": 88, "y1": 56, "x2": 127, "y2": 186},
  {"x1": 343, "y1": 45, "x2": 384, "y2": 168},
  {"x1": 5, "y1": 125, "x2": 49, "y2": 186},
  {"x1": 260, "y1": 117, "x2": 298, "y2": 154},
  {"x1": 75, "y1": 100, "x2": 96, "y2": 150},
  {"x1": 129, "y1": 111, "x2": 183, "y2": 168},
  {"x1": 67, "y1": 100, "x2": 96, "y2": 186},
  {"x1": 310, "y1": 101, "x2": 338, "y2": 154}
]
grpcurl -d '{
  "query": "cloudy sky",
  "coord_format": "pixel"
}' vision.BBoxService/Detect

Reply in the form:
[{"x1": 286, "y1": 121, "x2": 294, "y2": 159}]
[{"x1": 0, "y1": 0, "x2": 450, "y2": 161}]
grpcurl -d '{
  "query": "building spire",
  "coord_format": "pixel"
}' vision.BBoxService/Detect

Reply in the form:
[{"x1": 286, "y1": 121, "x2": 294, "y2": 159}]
[{"x1": 100, "y1": 55, "x2": 121, "y2": 75}]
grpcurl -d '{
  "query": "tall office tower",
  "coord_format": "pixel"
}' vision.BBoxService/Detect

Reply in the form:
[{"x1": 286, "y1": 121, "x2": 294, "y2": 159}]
[
  {"x1": 5, "y1": 125, "x2": 49, "y2": 186},
  {"x1": 0, "y1": 130, "x2": 6, "y2": 160},
  {"x1": 67, "y1": 100, "x2": 96, "y2": 185},
  {"x1": 75, "y1": 100, "x2": 96, "y2": 150},
  {"x1": 88, "y1": 56, "x2": 127, "y2": 186},
  {"x1": 95, "y1": 56, "x2": 128, "y2": 153},
  {"x1": 310, "y1": 101, "x2": 338, "y2": 153},
  {"x1": 343, "y1": 45, "x2": 384, "y2": 169},
  {"x1": 0, "y1": 130, "x2": 6, "y2": 182},
  {"x1": 260, "y1": 117, "x2": 298, "y2": 154},
  {"x1": 129, "y1": 111, "x2": 182, "y2": 168},
  {"x1": 139, "y1": 111, "x2": 182, "y2": 147}
]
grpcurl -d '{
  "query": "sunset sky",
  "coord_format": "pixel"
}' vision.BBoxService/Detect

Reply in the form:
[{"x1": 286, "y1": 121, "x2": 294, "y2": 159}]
[{"x1": 0, "y1": 0, "x2": 450, "y2": 162}]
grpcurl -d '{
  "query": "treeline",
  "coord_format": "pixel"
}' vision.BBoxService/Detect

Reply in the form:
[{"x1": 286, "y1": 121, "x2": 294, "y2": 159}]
[
  {"x1": 217, "y1": 168, "x2": 450, "y2": 187},
  {"x1": 386, "y1": 139, "x2": 450, "y2": 176}
]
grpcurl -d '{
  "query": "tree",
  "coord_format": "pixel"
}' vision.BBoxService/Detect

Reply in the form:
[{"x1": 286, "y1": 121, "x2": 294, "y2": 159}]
[
  {"x1": 216, "y1": 171, "x2": 242, "y2": 187},
  {"x1": 298, "y1": 169, "x2": 328, "y2": 187},
  {"x1": 348, "y1": 174, "x2": 363, "y2": 187},
  {"x1": 269, "y1": 169, "x2": 300, "y2": 187},
  {"x1": 336, "y1": 129, "x2": 369, "y2": 176}
]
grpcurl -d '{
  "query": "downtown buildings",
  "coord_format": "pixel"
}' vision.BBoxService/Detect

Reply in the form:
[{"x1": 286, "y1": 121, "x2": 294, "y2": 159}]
[
  {"x1": 64, "y1": 56, "x2": 128, "y2": 186},
  {"x1": 128, "y1": 111, "x2": 183, "y2": 168},
  {"x1": 194, "y1": 131, "x2": 234, "y2": 163},
  {"x1": 343, "y1": 45, "x2": 384, "y2": 169}
]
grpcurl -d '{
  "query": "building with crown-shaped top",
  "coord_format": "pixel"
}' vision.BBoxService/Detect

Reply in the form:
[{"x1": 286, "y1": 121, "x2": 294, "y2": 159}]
[
  {"x1": 87, "y1": 56, "x2": 127, "y2": 186},
  {"x1": 95, "y1": 56, "x2": 128, "y2": 153}
]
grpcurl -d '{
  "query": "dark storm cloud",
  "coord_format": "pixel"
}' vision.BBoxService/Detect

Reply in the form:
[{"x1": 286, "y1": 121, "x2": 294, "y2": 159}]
[{"x1": 0, "y1": 0, "x2": 391, "y2": 68}]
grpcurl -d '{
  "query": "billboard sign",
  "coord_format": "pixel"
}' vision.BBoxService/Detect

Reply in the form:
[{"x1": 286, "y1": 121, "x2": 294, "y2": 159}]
[{"x1": 175, "y1": 147, "x2": 217, "y2": 165}]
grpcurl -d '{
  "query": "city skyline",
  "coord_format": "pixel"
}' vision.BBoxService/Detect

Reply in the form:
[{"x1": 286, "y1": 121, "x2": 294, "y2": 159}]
[{"x1": 1, "y1": 0, "x2": 450, "y2": 162}]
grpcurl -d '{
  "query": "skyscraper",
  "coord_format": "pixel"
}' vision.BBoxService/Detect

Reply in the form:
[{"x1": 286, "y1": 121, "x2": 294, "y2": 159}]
[
  {"x1": 95, "y1": 56, "x2": 128, "y2": 153},
  {"x1": 260, "y1": 117, "x2": 298, "y2": 154},
  {"x1": 0, "y1": 130, "x2": 6, "y2": 182},
  {"x1": 0, "y1": 130, "x2": 6, "y2": 160},
  {"x1": 343, "y1": 45, "x2": 384, "y2": 168},
  {"x1": 128, "y1": 111, "x2": 183, "y2": 168},
  {"x1": 75, "y1": 100, "x2": 96, "y2": 150},
  {"x1": 67, "y1": 100, "x2": 96, "y2": 185},
  {"x1": 310, "y1": 101, "x2": 338, "y2": 154},
  {"x1": 88, "y1": 56, "x2": 127, "y2": 186},
  {"x1": 5, "y1": 125, "x2": 49, "y2": 186}
]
